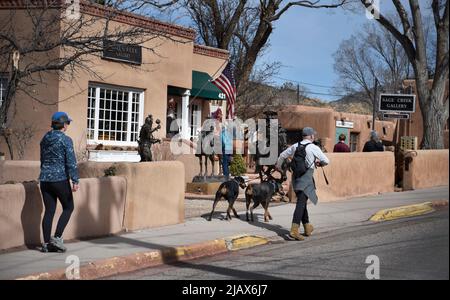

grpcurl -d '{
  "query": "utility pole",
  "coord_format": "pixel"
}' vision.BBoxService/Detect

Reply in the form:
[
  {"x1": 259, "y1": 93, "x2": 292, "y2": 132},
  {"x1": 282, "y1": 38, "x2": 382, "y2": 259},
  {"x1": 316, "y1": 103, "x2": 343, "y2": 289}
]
[
  {"x1": 297, "y1": 84, "x2": 300, "y2": 104},
  {"x1": 372, "y1": 78, "x2": 378, "y2": 131}
]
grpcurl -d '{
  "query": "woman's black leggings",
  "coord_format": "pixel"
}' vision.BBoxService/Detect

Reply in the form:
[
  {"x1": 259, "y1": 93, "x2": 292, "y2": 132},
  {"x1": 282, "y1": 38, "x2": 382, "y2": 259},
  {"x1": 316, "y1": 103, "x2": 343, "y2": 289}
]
[{"x1": 40, "y1": 180, "x2": 74, "y2": 243}]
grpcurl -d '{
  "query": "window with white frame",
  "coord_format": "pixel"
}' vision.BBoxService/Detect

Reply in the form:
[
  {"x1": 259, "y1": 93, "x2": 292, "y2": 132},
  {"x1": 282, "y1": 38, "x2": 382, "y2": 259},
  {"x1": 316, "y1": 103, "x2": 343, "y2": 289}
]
[
  {"x1": 87, "y1": 84, "x2": 144, "y2": 146},
  {"x1": 0, "y1": 75, "x2": 8, "y2": 108}
]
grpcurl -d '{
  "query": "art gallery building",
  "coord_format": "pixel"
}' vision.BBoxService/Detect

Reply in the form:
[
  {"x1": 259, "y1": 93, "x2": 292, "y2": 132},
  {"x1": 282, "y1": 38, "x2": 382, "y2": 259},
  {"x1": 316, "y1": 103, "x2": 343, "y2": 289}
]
[{"x1": 0, "y1": 1, "x2": 229, "y2": 161}]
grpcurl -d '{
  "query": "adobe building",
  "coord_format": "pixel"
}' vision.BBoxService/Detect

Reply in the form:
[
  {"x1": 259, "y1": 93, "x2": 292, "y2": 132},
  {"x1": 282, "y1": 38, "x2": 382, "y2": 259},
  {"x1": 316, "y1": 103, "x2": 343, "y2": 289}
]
[
  {"x1": 278, "y1": 77, "x2": 449, "y2": 152},
  {"x1": 278, "y1": 105, "x2": 397, "y2": 153},
  {"x1": 0, "y1": 1, "x2": 229, "y2": 161}
]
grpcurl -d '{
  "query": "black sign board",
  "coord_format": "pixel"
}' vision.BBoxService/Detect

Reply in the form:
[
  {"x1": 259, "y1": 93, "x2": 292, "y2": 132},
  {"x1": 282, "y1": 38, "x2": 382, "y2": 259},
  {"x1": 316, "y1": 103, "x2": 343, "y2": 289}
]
[
  {"x1": 383, "y1": 113, "x2": 410, "y2": 119},
  {"x1": 379, "y1": 94, "x2": 416, "y2": 113},
  {"x1": 103, "y1": 40, "x2": 142, "y2": 65}
]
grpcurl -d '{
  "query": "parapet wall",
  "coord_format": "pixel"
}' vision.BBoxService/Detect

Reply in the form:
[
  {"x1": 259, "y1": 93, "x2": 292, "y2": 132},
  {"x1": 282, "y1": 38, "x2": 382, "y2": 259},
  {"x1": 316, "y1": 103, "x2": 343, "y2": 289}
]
[
  {"x1": 78, "y1": 161, "x2": 185, "y2": 231},
  {"x1": 288, "y1": 152, "x2": 396, "y2": 202},
  {"x1": 402, "y1": 150, "x2": 449, "y2": 190},
  {"x1": 0, "y1": 177, "x2": 126, "y2": 250}
]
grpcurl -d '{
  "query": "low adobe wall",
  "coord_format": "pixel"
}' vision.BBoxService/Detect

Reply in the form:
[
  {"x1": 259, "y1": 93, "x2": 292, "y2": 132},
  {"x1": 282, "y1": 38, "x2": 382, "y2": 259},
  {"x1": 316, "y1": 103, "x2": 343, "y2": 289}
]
[
  {"x1": 0, "y1": 161, "x2": 40, "y2": 184},
  {"x1": 0, "y1": 177, "x2": 126, "y2": 250},
  {"x1": 288, "y1": 152, "x2": 395, "y2": 202},
  {"x1": 403, "y1": 150, "x2": 449, "y2": 190},
  {"x1": 78, "y1": 161, "x2": 185, "y2": 231}
]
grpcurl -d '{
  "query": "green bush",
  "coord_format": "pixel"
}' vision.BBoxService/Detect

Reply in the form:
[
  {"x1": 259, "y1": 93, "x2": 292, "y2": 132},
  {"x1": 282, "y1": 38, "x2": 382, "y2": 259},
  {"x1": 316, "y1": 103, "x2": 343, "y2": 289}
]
[
  {"x1": 104, "y1": 165, "x2": 117, "y2": 177},
  {"x1": 230, "y1": 154, "x2": 247, "y2": 176}
]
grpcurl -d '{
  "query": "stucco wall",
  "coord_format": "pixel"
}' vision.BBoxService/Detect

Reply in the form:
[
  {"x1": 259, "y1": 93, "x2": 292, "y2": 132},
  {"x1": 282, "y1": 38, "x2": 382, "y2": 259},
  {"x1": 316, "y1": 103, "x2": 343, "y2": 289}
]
[
  {"x1": 0, "y1": 161, "x2": 40, "y2": 184},
  {"x1": 403, "y1": 150, "x2": 449, "y2": 190},
  {"x1": 0, "y1": 177, "x2": 126, "y2": 250},
  {"x1": 288, "y1": 152, "x2": 395, "y2": 202},
  {"x1": 78, "y1": 161, "x2": 185, "y2": 231}
]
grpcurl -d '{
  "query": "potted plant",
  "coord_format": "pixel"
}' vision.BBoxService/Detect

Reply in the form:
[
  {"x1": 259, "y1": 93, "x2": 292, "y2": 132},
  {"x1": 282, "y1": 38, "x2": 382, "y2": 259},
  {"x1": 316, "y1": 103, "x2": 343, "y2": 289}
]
[{"x1": 0, "y1": 151, "x2": 5, "y2": 161}]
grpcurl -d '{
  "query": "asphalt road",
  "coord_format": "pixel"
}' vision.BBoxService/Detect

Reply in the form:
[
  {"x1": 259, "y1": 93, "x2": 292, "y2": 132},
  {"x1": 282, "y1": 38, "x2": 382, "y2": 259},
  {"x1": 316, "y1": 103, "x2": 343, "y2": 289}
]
[{"x1": 110, "y1": 208, "x2": 449, "y2": 280}]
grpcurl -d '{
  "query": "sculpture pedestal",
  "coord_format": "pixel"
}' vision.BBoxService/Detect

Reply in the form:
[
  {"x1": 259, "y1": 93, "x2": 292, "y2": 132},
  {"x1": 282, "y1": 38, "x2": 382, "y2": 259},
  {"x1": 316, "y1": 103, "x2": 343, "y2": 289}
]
[{"x1": 186, "y1": 175, "x2": 227, "y2": 195}]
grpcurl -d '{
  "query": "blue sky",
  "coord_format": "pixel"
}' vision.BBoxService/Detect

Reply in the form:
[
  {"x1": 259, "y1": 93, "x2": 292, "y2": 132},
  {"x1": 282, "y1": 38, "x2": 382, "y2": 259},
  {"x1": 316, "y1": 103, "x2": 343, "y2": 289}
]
[
  {"x1": 151, "y1": 1, "x2": 418, "y2": 102},
  {"x1": 259, "y1": 6, "x2": 368, "y2": 101},
  {"x1": 256, "y1": 0, "x2": 424, "y2": 102}
]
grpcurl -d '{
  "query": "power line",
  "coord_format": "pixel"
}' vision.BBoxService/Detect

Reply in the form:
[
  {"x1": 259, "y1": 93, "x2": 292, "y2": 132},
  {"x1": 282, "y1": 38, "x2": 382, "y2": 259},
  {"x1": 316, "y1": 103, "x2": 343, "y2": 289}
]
[
  {"x1": 305, "y1": 91, "x2": 346, "y2": 97},
  {"x1": 273, "y1": 76, "x2": 338, "y2": 89}
]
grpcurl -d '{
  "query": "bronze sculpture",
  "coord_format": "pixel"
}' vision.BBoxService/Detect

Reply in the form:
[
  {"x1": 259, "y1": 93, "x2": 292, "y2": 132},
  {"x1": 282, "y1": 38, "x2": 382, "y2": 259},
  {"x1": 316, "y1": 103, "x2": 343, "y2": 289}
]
[{"x1": 138, "y1": 114, "x2": 161, "y2": 162}]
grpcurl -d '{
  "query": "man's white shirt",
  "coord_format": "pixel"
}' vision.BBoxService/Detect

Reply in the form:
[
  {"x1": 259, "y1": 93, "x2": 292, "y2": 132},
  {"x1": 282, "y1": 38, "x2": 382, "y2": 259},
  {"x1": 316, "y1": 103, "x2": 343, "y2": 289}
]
[{"x1": 276, "y1": 139, "x2": 330, "y2": 170}]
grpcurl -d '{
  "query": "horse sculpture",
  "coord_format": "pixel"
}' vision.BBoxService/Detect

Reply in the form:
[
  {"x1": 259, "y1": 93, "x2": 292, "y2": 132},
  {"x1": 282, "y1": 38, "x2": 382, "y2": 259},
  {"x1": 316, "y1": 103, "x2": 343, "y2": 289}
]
[{"x1": 195, "y1": 126, "x2": 223, "y2": 177}]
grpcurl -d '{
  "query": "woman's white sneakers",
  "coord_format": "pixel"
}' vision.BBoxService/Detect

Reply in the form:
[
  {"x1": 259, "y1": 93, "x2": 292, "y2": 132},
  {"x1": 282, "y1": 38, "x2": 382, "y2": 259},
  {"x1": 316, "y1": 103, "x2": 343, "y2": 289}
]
[{"x1": 49, "y1": 236, "x2": 67, "y2": 253}]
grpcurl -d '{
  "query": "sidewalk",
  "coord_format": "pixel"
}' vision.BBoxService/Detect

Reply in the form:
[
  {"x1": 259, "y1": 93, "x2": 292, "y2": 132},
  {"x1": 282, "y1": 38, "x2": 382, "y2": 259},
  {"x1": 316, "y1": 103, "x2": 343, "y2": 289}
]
[{"x1": 0, "y1": 186, "x2": 448, "y2": 280}]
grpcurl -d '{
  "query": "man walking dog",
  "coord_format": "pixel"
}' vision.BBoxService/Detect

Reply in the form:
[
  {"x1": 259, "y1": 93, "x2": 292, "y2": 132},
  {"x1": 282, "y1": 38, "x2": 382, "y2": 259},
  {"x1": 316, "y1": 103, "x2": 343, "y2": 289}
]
[{"x1": 276, "y1": 127, "x2": 329, "y2": 241}]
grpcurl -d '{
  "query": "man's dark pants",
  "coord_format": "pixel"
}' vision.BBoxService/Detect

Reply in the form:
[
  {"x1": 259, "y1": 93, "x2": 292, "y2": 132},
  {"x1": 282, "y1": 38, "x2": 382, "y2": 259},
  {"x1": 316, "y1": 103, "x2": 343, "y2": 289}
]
[{"x1": 293, "y1": 190, "x2": 310, "y2": 225}]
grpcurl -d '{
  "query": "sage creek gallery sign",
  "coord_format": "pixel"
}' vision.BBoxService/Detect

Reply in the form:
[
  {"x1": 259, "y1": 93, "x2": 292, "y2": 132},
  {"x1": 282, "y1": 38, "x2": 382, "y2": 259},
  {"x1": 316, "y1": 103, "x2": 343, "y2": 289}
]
[
  {"x1": 379, "y1": 94, "x2": 416, "y2": 113},
  {"x1": 103, "y1": 40, "x2": 142, "y2": 65}
]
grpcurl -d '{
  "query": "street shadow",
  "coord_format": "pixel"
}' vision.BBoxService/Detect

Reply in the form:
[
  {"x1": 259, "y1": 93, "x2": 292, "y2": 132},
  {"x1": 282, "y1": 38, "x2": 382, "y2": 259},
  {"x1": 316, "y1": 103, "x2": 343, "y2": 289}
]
[
  {"x1": 89, "y1": 235, "x2": 286, "y2": 280},
  {"x1": 165, "y1": 260, "x2": 286, "y2": 280},
  {"x1": 241, "y1": 214, "x2": 291, "y2": 240},
  {"x1": 200, "y1": 211, "x2": 234, "y2": 221},
  {"x1": 199, "y1": 210, "x2": 291, "y2": 240}
]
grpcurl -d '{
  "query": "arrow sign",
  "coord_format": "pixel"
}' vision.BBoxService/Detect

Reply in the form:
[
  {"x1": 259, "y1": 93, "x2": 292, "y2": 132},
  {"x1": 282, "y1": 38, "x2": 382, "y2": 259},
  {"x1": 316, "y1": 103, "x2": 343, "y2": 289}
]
[{"x1": 383, "y1": 113, "x2": 410, "y2": 119}]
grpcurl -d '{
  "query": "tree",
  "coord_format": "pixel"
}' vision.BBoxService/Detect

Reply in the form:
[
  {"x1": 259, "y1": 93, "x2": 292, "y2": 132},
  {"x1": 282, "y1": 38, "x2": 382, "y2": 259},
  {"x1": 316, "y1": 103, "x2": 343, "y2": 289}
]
[
  {"x1": 333, "y1": 18, "x2": 413, "y2": 110},
  {"x1": 0, "y1": 0, "x2": 183, "y2": 159},
  {"x1": 361, "y1": 0, "x2": 449, "y2": 149},
  {"x1": 184, "y1": 0, "x2": 347, "y2": 103}
]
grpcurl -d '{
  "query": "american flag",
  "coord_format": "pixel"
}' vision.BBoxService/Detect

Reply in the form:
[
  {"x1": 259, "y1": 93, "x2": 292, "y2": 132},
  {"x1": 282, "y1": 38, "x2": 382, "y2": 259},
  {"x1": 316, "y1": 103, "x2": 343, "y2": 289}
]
[{"x1": 212, "y1": 63, "x2": 236, "y2": 119}]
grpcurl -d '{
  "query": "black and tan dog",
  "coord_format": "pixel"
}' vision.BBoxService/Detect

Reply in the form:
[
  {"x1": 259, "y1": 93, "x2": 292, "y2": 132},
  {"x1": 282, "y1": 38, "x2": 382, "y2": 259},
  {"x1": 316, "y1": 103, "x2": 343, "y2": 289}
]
[
  {"x1": 207, "y1": 176, "x2": 247, "y2": 221},
  {"x1": 245, "y1": 178, "x2": 284, "y2": 222}
]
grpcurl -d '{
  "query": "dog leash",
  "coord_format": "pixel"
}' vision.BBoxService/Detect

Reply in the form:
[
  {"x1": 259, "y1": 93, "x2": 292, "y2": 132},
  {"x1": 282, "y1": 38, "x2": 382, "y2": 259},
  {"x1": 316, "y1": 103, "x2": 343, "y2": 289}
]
[{"x1": 320, "y1": 166, "x2": 329, "y2": 185}]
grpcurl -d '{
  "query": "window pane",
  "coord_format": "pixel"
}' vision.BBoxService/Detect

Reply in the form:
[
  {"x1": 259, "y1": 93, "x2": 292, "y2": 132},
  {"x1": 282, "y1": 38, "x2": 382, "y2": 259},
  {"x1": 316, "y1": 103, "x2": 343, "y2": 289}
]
[{"x1": 87, "y1": 86, "x2": 142, "y2": 144}]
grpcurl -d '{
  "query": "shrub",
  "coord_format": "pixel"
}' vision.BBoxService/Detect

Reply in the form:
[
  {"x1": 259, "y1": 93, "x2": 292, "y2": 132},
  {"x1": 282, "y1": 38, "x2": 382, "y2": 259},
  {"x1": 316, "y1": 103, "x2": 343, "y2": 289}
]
[
  {"x1": 104, "y1": 165, "x2": 117, "y2": 177},
  {"x1": 230, "y1": 154, "x2": 246, "y2": 176}
]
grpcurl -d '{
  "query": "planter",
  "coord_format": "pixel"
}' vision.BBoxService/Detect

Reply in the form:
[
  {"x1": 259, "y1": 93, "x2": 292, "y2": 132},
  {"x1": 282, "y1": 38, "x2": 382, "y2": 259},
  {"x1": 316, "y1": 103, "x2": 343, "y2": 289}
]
[{"x1": 88, "y1": 150, "x2": 140, "y2": 162}]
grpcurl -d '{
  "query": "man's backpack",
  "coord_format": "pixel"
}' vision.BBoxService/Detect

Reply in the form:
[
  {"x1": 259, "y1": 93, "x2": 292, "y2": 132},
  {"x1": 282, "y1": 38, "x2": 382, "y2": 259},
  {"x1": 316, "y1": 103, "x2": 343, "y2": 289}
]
[{"x1": 290, "y1": 142, "x2": 312, "y2": 179}]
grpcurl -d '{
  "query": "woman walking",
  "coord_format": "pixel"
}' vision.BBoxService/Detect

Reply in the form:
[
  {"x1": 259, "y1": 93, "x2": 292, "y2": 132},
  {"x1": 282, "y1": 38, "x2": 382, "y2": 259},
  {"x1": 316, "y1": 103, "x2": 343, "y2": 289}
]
[{"x1": 39, "y1": 112, "x2": 79, "y2": 253}]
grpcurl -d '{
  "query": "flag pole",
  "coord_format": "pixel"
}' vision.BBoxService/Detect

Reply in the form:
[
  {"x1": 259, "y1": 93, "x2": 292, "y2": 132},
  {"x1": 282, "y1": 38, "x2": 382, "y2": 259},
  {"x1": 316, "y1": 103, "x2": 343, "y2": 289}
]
[{"x1": 188, "y1": 59, "x2": 229, "y2": 106}]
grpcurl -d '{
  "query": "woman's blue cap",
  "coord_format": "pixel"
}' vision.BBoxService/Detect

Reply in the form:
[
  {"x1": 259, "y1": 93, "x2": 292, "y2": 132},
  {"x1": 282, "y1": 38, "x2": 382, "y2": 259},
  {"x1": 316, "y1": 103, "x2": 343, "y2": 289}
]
[{"x1": 52, "y1": 112, "x2": 72, "y2": 123}]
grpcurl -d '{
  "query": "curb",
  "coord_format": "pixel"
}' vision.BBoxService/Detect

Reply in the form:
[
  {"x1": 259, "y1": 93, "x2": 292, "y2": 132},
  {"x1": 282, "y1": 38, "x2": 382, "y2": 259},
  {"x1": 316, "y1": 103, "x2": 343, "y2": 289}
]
[
  {"x1": 15, "y1": 234, "x2": 271, "y2": 280},
  {"x1": 369, "y1": 201, "x2": 447, "y2": 222}
]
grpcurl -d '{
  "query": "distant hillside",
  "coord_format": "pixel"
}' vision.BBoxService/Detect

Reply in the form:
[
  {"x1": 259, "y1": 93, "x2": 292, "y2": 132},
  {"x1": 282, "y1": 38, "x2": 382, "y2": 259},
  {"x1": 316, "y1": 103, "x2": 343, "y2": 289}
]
[
  {"x1": 292, "y1": 93, "x2": 372, "y2": 116},
  {"x1": 242, "y1": 81, "x2": 373, "y2": 115},
  {"x1": 329, "y1": 92, "x2": 372, "y2": 115}
]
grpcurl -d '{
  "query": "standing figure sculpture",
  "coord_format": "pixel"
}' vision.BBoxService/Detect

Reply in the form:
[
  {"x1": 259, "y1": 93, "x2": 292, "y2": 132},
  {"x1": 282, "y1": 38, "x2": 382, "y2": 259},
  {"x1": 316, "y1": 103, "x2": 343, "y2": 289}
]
[{"x1": 138, "y1": 114, "x2": 161, "y2": 162}]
